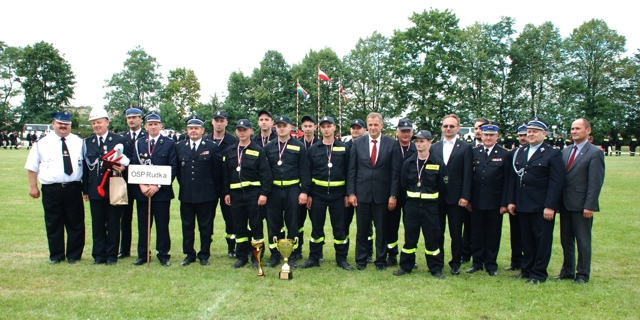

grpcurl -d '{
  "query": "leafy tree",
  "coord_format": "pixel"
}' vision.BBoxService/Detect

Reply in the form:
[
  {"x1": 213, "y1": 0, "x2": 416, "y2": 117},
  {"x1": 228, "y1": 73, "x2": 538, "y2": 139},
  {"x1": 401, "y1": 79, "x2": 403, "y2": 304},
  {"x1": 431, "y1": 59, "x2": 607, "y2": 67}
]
[
  {"x1": 104, "y1": 46, "x2": 163, "y2": 131},
  {"x1": 250, "y1": 50, "x2": 295, "y2": 117},
  {"x1": 0, "y1": 42, "x2": 22, "y2": 130},
  {"x1": 15, "y1": 41, "x2": 75, "y2": 125},
  {"x1": 191, "y1": 93, "x2": 224, "y2": 134},
  {"x1": 159, "y1": 68, "x2": 201, "y2": 131},
  {"x1": 225, "y1": 70, "x2": 254, "y2": 123}
]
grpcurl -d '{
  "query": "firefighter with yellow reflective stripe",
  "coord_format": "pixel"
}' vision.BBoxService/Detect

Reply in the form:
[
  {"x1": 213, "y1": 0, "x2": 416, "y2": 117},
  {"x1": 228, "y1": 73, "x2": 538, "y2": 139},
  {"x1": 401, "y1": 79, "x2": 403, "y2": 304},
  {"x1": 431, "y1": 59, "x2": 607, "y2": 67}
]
[
  {"x1": 263, "y1": 116, "x2": 311, "y2": 268},
  {"x1": 299, "y1": 116, "x2": 352, "y2": 270},
  {"x1": 629, "y1": 134, "x2": 637, "y2": 156},
  {"x1": 393, "y1": 130, "x2": 448, "y2": 278},
  {"x1": 222, "y1": 119, "x2": 273, "y2": 269}
]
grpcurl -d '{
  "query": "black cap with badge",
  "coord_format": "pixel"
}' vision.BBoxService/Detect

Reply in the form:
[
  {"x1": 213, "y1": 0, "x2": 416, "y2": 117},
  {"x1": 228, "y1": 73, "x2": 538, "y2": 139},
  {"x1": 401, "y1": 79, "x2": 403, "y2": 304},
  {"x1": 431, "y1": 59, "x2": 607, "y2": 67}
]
[
  {"x1": 319, "y1": 116, "x2": 335, "y2": 125},
  {"x1": 413, "y1": 130, "x2": 433, "y2": 140},
  {"x1": 397, "y1": 118, "x2": 413, "y2": 130},
  {"x1": 350, "y1": 119, "x2": 365, "y2": 128},
  {"x1": 235, "y1": 119, "x2": 252, "y2": 129},
  {"x1": 275, "y1": 115, "x2": 291, "y2": 125},
  {"x1": 213, "y1": 110, "x2": 227, "y2": 119},
  {"x1": 301, "y1": 115, "x2": 316, "y2": 124},
  {"x1": 257, "y1": 110, "x2": 273, "y2": 119}
]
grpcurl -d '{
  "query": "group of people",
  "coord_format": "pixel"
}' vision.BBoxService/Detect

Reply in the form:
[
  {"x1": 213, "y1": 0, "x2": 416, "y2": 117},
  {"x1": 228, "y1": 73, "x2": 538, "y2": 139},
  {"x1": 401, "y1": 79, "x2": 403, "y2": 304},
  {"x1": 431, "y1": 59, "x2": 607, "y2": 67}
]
[
  {"x1": 601, "y1": 133, "x2": 637, "y2": 156},
  {"x1": 1, "y1": 130, "x2": 24, "y2": 149},
  {"x1": 25, "y1": 106, "x2": 605, "y2": 285}
]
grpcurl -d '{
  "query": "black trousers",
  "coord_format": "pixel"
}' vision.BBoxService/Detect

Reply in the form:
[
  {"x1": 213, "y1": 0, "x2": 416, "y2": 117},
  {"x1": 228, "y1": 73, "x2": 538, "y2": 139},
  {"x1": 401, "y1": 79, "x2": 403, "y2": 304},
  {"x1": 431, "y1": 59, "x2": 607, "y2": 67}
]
[
  {"x1": 355, "y1": 201, "x2": 387, "y2": 266},
  {"x1": 399, "y1": 200, "x2": 444, "y2": 273},
  {"x1": 470, "y1": 208, "x2": 503, "y2": 272},
  {"x1": 41, "y1": 182, "x2": 85, "y2": 262},
  {"x1": 119, "y1": 191, "x2": 136, "y2": 255},
  {"x1": 461, "y1": 208, "x2": 472, "y2": 261},
  {"x1": 266, "y1": 186, "x2": 300, "y2": 261},
  {"x1": 136, "y1": 200, "x2": 171, "y2": 261},
  {"x1": 519, "y1": 211, "x2": 555, "y2": 281},
  {"x1": 294, "y1": 203, "x2": 309, "y2": 256},
  {"x1": 386, "y1": 201, "x2": 404, "y2": 260},
  {"x1": 215, "y1": 194, "x2": 235, "y2": 250},
  {"x1": 438, "y1": 202, "x2": 465, "y2": 269},
  {"x1": 89, "y1": 199, "x2": 122, "y2": 263},
  {"x1": 180, "y1": 200, "x2": 214, "y2": 260},
  {"x1": 230, "y1": 188, "x2": 264, "y2": 262},
  {"x1": 508, "y1": 212, "x2": 523, "y2": 268},
  {"x1": 345, "y1": 205, "x2": 374, "y2": 256},
  {"x1": 309, "y1": 191, "x2": 348, "y2": 262},
  {"x1": 560, "y1": 209, "x2": 593, "y2": 281}
]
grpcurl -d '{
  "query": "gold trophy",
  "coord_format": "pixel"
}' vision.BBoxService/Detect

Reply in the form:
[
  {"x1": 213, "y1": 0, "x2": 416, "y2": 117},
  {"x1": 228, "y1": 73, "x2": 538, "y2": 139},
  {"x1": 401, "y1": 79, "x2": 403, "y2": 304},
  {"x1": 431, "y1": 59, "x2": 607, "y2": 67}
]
[
  {"x1": 251, "y1": 239, "x2": 265, "y2": 277},
  {"x1": 274, "y1": 237, "x2": 298, "y2": 280}
]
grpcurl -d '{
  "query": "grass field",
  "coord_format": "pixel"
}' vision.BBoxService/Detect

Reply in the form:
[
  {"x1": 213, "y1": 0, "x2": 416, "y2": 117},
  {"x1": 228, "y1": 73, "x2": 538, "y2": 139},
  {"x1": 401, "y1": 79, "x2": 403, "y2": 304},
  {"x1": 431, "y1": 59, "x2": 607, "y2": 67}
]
[{"x1": 1, "y1": 149, "x2": 639, "y2": 319}]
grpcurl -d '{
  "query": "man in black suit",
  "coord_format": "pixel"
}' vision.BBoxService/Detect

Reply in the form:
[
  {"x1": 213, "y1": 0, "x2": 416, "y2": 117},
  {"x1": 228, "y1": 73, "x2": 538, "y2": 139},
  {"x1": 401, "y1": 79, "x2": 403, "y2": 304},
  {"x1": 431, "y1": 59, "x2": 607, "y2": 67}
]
[
  {"x1": 467, "y1": 121, "x2": 509, "y2": 276},
  {"x1": 503, "y1": 123, "x2": 528, "y2": 272},
  {"x1": 430, "y1": 114, "x2": 473, "y2": 275},
  {"x1": 176, "y1": 115, "x2": 222, "y2": 266},
  {"x1": 119, "y1": 106, "x2": 147, "y2": 259},
  {"x1": 83, "y1": 107, "x2": 132, "y2": 265},
  {"x1": 507, "y1": 117, "x2": 564, "y2": 284},
  {"x1": 556, "y1": 118, "x2": 605, "y2": 284},
  {"x1": 348, "y1": 112, "x2": 400, "y2": 271},
  {"x1": 131, "y1": 111, "x2": 178, "y2": 266}
]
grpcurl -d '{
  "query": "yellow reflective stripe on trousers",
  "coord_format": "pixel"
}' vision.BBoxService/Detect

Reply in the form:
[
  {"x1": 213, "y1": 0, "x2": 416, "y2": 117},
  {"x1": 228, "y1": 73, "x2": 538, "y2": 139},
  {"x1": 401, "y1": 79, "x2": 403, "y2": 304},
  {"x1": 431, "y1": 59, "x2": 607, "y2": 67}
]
[
  {"x1": 236, "y1": 237, "x2": 249, "y2": 243},
  {"x1": 312, "y1": 178, "x2": 345, "y2": 187},
  {"x1": 402, "y1": 247, "x2": 417, "y2": 254},
  {"x1": 225, "y1": 234, "x2": 235, "y2": 239},
  {"x1": 425, "y1": 248, "x2": 440, "y2": 256},
  {"x1": 334, "y1": 238, "x2": 348, "y2": 245},
  {"x1": 387, "y1": 241, "x2": 398, "y2": 249},
  {"x1": 230, "y1": 181, "x2": 261, "y2": 189},
  {"x1": 310, "y1": 237, "x2": 325, "y2": 243},
  {"x1": 406, "y1": 191, "x2": 439, "y2": 199},
  {"x1": 273, "y1": 179, "x2": 300, "y2": 186}
]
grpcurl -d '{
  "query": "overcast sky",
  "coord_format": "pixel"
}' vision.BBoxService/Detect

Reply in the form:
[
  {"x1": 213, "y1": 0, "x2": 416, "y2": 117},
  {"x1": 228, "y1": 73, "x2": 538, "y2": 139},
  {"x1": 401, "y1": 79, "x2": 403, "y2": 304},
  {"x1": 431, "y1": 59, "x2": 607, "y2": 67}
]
[{"x1": 4, "y1": 0, "x2": 639, "y2": 111}]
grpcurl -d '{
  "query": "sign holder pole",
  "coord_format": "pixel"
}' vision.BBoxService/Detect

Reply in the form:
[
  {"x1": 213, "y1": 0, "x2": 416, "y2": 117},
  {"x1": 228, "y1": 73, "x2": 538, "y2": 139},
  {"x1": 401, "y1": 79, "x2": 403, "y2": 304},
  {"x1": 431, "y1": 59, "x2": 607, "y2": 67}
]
[{"x1": 147, "y1": 195, "x2": 151, "y2": 267}]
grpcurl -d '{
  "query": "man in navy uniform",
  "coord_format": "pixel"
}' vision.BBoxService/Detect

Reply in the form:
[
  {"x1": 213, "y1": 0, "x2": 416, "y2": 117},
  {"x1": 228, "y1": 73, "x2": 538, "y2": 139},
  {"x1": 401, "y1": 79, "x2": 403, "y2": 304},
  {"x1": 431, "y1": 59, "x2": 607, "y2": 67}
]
[
  {"x1": 253, "y1": 109, "x2": 277, "y2": 148},
  {"x1": 119, "y1": 105, "x2": 146, "y2": 259},
  {"x1": 507, "y1": 117, "x2": 564, "y2": 284},
  {"x1": 467, "y1": 121, "x2": 509, "y2": 276},
  {"x1": 176, "y1": 115, "x2": 222, "y2": 266},
  {"x1": 503, "y1": 123, "x2": 528, "y2": 272},
  {"x1": 131, "y1": 111, "x2": 178, "y2": 266},
  {"x1": 205, "y1": 110, "x2": 239, "y2": 258}
]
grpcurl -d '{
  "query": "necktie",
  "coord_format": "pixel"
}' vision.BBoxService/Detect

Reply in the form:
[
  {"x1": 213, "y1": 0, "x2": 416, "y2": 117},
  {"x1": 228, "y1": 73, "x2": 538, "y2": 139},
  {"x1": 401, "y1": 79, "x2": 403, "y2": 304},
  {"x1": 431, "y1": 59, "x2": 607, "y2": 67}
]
[
  {"x1": 132, "y1": 132, "x2": 136, "y2": 141},
  {"x1": 192, "y1": 142, "x2": 196, "y2": 153},
  {"x1": 61, "y1": 137, "x2": 73, "y2": 175},
  {"x1": 150, "y1": 139, "x2": 155, "y2": 151},
  {"x1": 484, "y1": 147, "x2": 489, "y2": 161},
  {"x1": 371, "y1": 139, "x2": 378, "y2": 167},
  {"x1": 566, "y1": 146, "x2": 578, "y2": 172},
  {"x1": 99, "y1": 136, "x2": 104, "y2": 147}
]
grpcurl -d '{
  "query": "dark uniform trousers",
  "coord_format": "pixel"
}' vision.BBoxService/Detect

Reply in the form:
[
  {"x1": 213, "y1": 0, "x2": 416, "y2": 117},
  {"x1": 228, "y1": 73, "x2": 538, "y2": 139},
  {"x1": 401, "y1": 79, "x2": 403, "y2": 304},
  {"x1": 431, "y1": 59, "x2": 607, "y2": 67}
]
[
  {"x1": 386, "y1": 200, "x2": 404, "y2": 261},
  {"x1": 461, "y1": 209, "x2": 472, "y2": 262},
  {"x1": 231, "y1": 187, "x2": 264, "y2": 262},
  {"x1": 294, "y1": 204, "x2": 308, "y2": 258},
  {"x1": 559, "y1": 208, "x2": 593, "y2": 281},
  {"x1": 508, "y1": 213, "x2": 523, "y2": 268},
  {"x1": 136, "y1": 200, "x2": 171, "y2": 261},
  {"x1": 438, "y1": 203, "x2": 466, "y2": 269},
  {"x1": 519, "y1": 211, "x2": 555, "y2": 280},
  {"x1": 309, "y1": 188, "x2": 349, "y2": 262},
  {"x1": 399, "y1": 200, "x2": 444, "y2": 273},
  {"x1": 216, "y1": 195, "x2": 235, "y2": 252},
  {"x1": 344, "y1": 205, "x2": 374, "y2": 257},
  {"x1": 470, "y1": 208, "x2": 503, "y2": 272},
  {"x1": 267, "y1": 185, "x2": 300, "y2": 261},
  {"x1": 180, "y1": 200, "x2": 214, "y2": 260},
  {"x1": 355, "y1": 202, "x2": 387, "y2": 266},
  {"x1": 120, "y1": 191, "x2": 136, "y2": 255},
  {"x1": 41, "y1": 182, "x2": 85, "y2": 262},
  {"x1": 89, "y1": 199, "x2": 123, "y2": 263}
]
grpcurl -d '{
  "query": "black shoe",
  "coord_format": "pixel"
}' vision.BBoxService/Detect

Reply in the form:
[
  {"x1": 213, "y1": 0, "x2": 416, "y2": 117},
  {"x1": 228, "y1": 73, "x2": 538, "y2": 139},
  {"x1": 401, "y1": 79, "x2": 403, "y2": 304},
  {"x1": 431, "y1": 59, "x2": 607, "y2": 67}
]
[
  {"x1": 132, "y1": 258, "x2": 147, "y2": 266},
  {"x1": 319, "y1": 254, "x2": 325, "y2": 262},
  {"x1": 393, "y1": 268, "x2": 410, "y2": 276},
  {"x1": 200, "y1": 259, "x2": 210, "y2": 266},
  {"x1": 554, "y1": 273, "x2": 575, "y2": 280},
  {"x1": 450, "y1": 267, "x2": 460, "y2": 275},
  {"x1": 376, "y1": 264, "x2": 387, "y2": 271},
  {"x1": 266, "y1": 260, "x2": 280, "y2": 268},
  {"x1": 573, "y1": 278, "x2": 587, "y2": 284},
  {"x1": 228, "y1": 250, "x2": 236, "y2": 258},
  {"x1": 337, "y1": 261, "x2": 353, "y2": 271},
  {"x1": 252, "y1": 261, "x2": 259, "y2": 269},
  {"x1": 290, "y1": 252, "x2": 303, "y2": 261},
  {"x1": 511, "y1": 273, "x2": 529, "y2": 279},
  {"x1": 466, "y1": 266, "x2": 483, "y2": 274},
  {"x1": 106, "y1": 261, "x2": 117, "y2": 266},
  {"x1": 68, "y1": 259, "x2": 78, "y2": 265},
  {"x1": 159, "y1": 259, "x2": 171, "y2": 267},
  {"x1": 460, "y1": 258, "x2": 470, "y2": 264},
  {"x1": 299, "y1": 259, "x2": 320, "y2": 269},
  {"x1": 356, "y1": 264, "x2": 367, "y2": 271},
  {"x1": 231, "y1": 260, "x2": 248, "y2": 268},
  {"x1": 180, "y1": 258, "x2": 195, "y2": 266},
  {"x1": 93, "y1": 260, "x2": 106, "y2": 265},
  {"x1": 525, "y1": 278, "x2": 543, "y2": 285},
  {"x1": 413, "y1": 264, "x2": 419, "y2": 270},
  {"x1": 488, "y1": 270, "x2": 498, "y2": 277},
  {"x1": 50, "y1": 260, "x2": 62, "y2": 264},
  {"x1": 366, "y1": 255, "x2": 374, "y2": 264},
  {"x1": 118, "y1": 253, "x2": 130, "y2": 259},
  {"x1": 504, "y1": 265, "x2": 520, "y2": 271},
  {"x1": 432, "y1": 271, "x2": 445, "y2": 279},
  {"x1": 387, "y1": 259, "x2": 398, "y2": 266}
]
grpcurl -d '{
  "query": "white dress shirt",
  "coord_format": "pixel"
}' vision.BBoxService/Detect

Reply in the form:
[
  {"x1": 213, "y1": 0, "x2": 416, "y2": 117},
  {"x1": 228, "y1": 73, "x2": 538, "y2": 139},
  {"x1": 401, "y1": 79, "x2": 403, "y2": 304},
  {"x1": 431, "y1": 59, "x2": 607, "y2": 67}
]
[
  {"x1": 24, "y1": 132, "x2": 84, "y2": 184},
  {"x1": 442, "y1": 138, "x2": 456, "y2": 164},
  {"x1": 527, "y1": 143, "x2": 542, "y2": 161}
]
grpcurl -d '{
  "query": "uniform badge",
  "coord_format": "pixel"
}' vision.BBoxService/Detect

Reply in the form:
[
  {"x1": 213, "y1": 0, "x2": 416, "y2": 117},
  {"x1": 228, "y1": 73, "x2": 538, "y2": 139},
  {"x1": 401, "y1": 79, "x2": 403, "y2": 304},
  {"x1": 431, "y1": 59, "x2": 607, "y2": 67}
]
[
  {"x1": 108, "y1": 136, "x2": 112, "y2": 141},
  {"x1": 443, "y1": 176, "x2": 449, "y2": 184},
  {"x1": 181, "y1": 161, "x2": 185, "y2": 166},
  {"x1": 92, "y1": 139, "x2": 95, "y2": 143}
]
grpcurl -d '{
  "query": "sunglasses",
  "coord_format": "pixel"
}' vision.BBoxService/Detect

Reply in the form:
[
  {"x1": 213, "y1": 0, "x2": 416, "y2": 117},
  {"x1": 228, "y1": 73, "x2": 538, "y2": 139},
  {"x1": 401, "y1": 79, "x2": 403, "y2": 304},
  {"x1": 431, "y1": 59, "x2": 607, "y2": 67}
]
[{"x1": 442, "y1": 125, "x2": 457, "y2": 129}]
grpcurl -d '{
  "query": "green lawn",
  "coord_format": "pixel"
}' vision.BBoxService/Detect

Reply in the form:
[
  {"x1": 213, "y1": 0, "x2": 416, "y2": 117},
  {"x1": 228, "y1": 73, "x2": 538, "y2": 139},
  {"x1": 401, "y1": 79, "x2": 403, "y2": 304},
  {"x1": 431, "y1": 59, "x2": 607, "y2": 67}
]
[{"x1": 1, "y1": 149, "x2": 639, "y2": 319}]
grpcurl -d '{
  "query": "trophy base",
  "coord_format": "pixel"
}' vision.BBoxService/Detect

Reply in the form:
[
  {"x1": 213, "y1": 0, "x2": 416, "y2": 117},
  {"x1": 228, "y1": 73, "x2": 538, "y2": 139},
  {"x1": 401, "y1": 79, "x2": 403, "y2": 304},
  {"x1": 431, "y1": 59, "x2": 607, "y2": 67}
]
[{"x1": 279, "y1": 271, "x2": 293, "y2": 280}]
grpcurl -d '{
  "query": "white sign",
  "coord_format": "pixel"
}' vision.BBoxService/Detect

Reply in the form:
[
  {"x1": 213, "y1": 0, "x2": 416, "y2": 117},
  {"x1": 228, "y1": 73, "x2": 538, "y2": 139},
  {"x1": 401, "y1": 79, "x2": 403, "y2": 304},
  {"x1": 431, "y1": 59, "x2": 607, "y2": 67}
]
[{"x1": 128, "y1": 165, "x2": 172, "y2": 185}]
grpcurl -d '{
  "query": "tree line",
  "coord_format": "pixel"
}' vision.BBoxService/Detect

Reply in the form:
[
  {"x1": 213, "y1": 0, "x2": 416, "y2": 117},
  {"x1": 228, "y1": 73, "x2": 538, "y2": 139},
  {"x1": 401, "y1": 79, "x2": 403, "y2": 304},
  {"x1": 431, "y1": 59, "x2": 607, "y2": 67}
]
[{"x1": 1, "y1": 9, "x2": 639, "y2": 140}]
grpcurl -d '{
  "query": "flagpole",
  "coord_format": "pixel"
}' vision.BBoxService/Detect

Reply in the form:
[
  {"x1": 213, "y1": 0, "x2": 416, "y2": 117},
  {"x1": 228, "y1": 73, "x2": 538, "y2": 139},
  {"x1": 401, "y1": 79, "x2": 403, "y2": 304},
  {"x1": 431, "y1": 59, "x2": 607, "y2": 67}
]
[
  {"x1": 317, "y1": 66, "x2": 321, "y2": 137},
  {"x1": 338, "y1": 78, "x2": 342, "y2": 138},
  {"x1": 296, "y1": 78, "x2": 299, "y2": 129}
]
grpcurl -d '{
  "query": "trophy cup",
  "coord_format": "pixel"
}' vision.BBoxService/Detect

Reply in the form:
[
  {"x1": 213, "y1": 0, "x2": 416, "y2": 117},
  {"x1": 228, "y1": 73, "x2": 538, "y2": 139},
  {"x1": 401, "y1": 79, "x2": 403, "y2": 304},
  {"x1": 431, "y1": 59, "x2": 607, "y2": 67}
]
[
  {"x1": 274, "y1": 237, "x2": 298, "y2": 280},
  {"x1": 251, "y1": 239, "x2": 265, "y2": 277}
]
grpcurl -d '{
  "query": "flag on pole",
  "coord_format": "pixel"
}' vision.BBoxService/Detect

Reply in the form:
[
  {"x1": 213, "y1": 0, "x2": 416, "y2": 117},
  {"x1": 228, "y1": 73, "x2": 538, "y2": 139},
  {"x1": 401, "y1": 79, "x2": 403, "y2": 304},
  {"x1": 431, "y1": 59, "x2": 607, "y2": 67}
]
[
  {"x1": 318, "y1": 69, "x2": 331, "y2": 82},
  {"x1": 339, "y1": 85, "x2": 348, "y2": 102},
  {"x1": 297, "y1": 83, "x2": 309, "y2": 99}
]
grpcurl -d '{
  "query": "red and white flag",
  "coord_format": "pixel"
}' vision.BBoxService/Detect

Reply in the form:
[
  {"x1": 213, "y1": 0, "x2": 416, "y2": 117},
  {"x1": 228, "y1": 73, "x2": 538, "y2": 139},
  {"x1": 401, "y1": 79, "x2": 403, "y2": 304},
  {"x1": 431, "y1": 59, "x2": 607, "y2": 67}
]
[
  {"x1": 339, "y1": 85, "x2": 348, "y2": 102},
  {"x1": 318, "y1": 69, "x2": 331, "y2": 82}
]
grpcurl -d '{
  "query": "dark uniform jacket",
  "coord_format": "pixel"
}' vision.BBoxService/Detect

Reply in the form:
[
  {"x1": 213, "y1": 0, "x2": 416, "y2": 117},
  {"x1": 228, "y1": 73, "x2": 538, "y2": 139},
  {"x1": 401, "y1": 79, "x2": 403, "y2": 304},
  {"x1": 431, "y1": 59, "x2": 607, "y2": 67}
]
[
  {"x1": 507, "y1": 142, "x2": 564, "y2": 212},
  {"x1": 300, "y1": 136, "x2": 320, "y2": 151},
  {"x1": 222, "y1": 141, "x2": 272, "y2": 196},
  {"x1": 252, "y1": 132, "x2": 277, "y2": 149},
  {"x1": 264, "y1": 137, "x2": 311, "y2": 193},
  {"x1": 83, "y1": 132, "x2": 132, "y2": 200},
  {"x1": 205, "y1": 132, "x2": 238, "y2": 155},
  {"x1": 400, "y1": 153, "x2": 448, "y2": 202},
  {"x1": 120, "y1": 129, "x2": 147, "y2": 150},
  {"x1": 396, "y1": 141, "x2": 417, "y2": 205},
  {"x1": 471, "y1": 145, "x2": 510, "y2": 210},
  {"x1": 430, "y1": 138, "x2": 473, "y2": 205},
  {"x1": 347, "y1": 135, "x2": 400, "y2": 203},
  {"x1": 130, "y1": 135, "x2": 178, "y2": 201},
  {"x1": 175, "y1": 139, "x2": 222, "y2": 203},
  {"x1": 308, "y1": 139, "x2": 350, "y2": 195}
]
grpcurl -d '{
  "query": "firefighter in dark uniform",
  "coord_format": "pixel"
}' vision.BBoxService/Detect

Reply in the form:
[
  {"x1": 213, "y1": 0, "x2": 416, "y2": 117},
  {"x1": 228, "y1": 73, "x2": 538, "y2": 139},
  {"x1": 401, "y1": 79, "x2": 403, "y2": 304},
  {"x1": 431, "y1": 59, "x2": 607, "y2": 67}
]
[
  {"x1": 466, "y1": 121, "x2": 509, "y2": 276},
  {"x1": 497, "y1": 134, "x2": 505, "y2": 147},
  {"x1": 205, "y1": 110, "x2": 239, "y2": 257},
  {"x1": 602, "y1": 135, "x2": 611, "y2": 156},
  {"x1": 176, "y1": 115, "x2": 222, "y2": 266},
  {"x1": 299, "y1": 116, "x2": 352, "y2": 270},
  {"x1": 83, "y1": 107, "x2": 132, "y2": 265},
  {"x1": 565, "y1": 136, "x2": 573, "y2": 148},
  {"x1": 629, "y1": 134, "x2": 637, "y2": 156},
  {"x1": 507, "y1": 117, "x2": 564, "y2": 284},
  {"x1": 131, "y1": 111, "x2": 178, "y2": 266},
  {"x1": 292, "y1": 115, "x2": 319, "y2": 261},
  {"x1": 615, "y1": 133, "x2": 624, "y2": 156},
  {"x1": 504, "y1": 123, "x2": 528, "y2": 272},
  {"x1": 393, "y1": 130, "x2": 448, "y2": 278},
  {"x1": 119, "y1": 105, "x2": 147, "y2": 258},
  {"x1": 263, "y1": 115, "x2": 311, "y2": 268},
  {"x1": 504, "y1": 132, "x2": 514, "y2": 150},
  {"x1": 223, "y1": 119, "x2": 273, "y2": 268},
  {"x1": 465, "y1": 135, "x2": 473, "y2": 144},
  {"x1": 556, "y1": 134, "x2": 565, "y2": 150}
]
